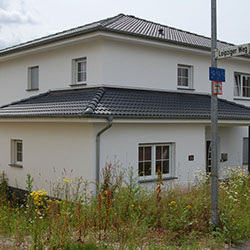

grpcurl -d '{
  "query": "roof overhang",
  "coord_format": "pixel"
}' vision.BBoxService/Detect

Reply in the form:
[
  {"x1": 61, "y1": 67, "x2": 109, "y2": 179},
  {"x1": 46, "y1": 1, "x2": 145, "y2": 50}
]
[
  {"x1": 0, "y1": 117, "x2": 249, "y2": 126},
  {"x1": 1, "y1": 28, "x2": 250, "y2": 63}
]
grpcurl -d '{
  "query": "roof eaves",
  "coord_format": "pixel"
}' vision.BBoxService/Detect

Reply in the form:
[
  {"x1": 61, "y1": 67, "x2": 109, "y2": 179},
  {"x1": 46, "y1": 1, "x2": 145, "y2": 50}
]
[
  {"x1": 0, "y1": 27, "x2": 102, "y2": 57},
  {"x1": 0, "y1": 14, "x2": 126, "y2": 57},
  {"x1": 101, "y1": 27, "x2": 214, "y2": 52}
]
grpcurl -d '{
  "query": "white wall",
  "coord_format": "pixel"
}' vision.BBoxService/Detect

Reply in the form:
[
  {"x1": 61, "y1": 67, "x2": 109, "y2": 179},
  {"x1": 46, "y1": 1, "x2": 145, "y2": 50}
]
[
  {"x1": 205, "y1": 125, "x2": 248, "y2": 178},
  {"x1": 95, "y1": 123, "x2": 206, "y2": 187},
  {"x1": 1, "y1": 36, "x2": 250, "y2": 108},
  {"x1": 101, "y1": 38, "x2": 250, "y2": 105},
  {"x1": 0, "y1": 40, "x2": 103, "y2": 106},
  {"x1": 0, "y1": 122, "x2": 95, "y2": 194}
]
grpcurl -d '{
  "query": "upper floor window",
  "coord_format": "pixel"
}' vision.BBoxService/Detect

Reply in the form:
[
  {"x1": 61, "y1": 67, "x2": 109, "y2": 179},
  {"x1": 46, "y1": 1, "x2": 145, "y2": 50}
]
[
  {"x1": 138, "y1": 143, "x2": 174, "y2": 180},
  {"x1": 177, "y1": 64, "x2": 193, "y2": 89},
  {"x1": 27, "y1": 66, "x2": 39, "y2": 90},
  {"x1": 234, "y1": 73, "x2": 250, "y2": 98},
  {"x1": 72, "y1": 58, "x2": 87, "y2": 85}
]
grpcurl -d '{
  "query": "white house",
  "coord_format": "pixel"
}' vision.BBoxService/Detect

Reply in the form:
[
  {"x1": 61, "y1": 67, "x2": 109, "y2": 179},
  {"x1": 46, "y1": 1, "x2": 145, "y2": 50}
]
[{"x1": 0, "y1": 14, "x2": 250, "y2": 192}]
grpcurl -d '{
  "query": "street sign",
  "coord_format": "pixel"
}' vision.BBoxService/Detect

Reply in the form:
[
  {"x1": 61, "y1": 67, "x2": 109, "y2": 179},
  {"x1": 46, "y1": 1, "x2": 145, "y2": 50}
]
[
  {"x1": 216, "y1": 43, "x2": 250, "y2": 59},
  {"x1": 212, "y1": 81, "x2": 222, "y2": 95},
  {"x1": 209, "y1": 67, "x2": 225, "y2": 82}
]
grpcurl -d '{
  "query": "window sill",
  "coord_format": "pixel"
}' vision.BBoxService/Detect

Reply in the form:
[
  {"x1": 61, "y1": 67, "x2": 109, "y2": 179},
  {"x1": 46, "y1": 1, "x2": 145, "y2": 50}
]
[
  {"x1": 26, "y1": 88, "x2": 39, "y2": 91},
  {"x1": 233, "y1": 97, "x2": 250, "y2": 101},
  {"x1": 139, "y1": 176, "x2": 178, "y2": 183},
  {"x1": 9, "y1": 164, "x2": 23, "y2": 168},
  {"x1": 70, "y1": 82, "x2": 87, "y2": 87},
  {"x1": 177, "y1": 87, "x2": 195, "y2": 91}
]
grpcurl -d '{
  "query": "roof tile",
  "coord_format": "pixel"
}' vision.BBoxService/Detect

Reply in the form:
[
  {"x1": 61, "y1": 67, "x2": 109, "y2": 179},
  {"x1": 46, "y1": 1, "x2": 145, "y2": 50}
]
[
  {"x1": 1, "y1": 86, "x2": 250, "y2": 120},
  {"x1": 0, "y1": 14, "x2": 233, "y2": 56}
]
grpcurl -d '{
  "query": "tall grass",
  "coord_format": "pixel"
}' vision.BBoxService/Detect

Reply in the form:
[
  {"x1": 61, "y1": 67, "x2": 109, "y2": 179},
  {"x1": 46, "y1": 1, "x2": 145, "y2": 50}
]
[{"x1": 0, "y1": 165, "x2": 249, "y2": 249}]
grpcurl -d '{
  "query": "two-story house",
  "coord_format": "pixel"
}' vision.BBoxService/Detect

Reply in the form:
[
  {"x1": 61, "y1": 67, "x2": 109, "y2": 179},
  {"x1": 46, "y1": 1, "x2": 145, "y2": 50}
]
[{"x1": 0, "y1": 14, "x2": 250, "y2": 192}]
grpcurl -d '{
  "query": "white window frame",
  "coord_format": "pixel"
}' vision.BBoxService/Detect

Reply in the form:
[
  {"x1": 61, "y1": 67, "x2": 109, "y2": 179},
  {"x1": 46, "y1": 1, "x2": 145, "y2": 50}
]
[
  {"x1": 234, "y1": 73, "x2": 250, "y2": 98},
  {"x1": 11, "y1": 140, "x2": 23, "y2": 166},
  {"x1": 138, "y1": 143, "x2": 175, "y2": 181},
  {"x1": 177, "y1": 64, "x2": 193, "y2": 89},
  {"x1": 27, "y1": 66, "x2": 39, "y2": 91},
  {"x1": 72, "y1": 57, "x2": 87, "y2": 85}
]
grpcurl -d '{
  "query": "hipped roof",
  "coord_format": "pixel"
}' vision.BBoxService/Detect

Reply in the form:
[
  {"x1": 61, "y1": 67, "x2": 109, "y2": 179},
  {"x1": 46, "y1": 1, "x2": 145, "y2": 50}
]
[{"x1": 1, "y1": 86, "x2": 250, "y2": 120}]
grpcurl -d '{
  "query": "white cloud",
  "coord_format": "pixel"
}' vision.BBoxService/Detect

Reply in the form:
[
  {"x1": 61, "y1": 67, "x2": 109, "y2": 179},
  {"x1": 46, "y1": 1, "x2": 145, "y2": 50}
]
[
  {"x1": 0, "y1": 9, "x2": 35, "y2": 24},
  {"x1": 0, "y1": 0, "x2": 38, "y2": 49}
]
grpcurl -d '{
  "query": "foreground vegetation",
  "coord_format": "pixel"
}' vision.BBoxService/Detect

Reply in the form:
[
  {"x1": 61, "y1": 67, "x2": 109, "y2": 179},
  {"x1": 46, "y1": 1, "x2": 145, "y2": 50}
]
[{"x1": 0, "y1": 166, "x2": 250, "y2": 249}]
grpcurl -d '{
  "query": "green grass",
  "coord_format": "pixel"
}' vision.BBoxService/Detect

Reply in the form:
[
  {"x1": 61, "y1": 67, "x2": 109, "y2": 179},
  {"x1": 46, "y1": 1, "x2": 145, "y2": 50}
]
[{"x1": 0, "y1": 166, "x2": 249, "y2": 249}]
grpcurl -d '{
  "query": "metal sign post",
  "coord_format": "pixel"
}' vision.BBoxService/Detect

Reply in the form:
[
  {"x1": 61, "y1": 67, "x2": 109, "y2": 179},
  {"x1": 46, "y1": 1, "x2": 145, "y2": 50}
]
[{"x1": 211, "y1": 0, "x2": 219, "y2": 227}]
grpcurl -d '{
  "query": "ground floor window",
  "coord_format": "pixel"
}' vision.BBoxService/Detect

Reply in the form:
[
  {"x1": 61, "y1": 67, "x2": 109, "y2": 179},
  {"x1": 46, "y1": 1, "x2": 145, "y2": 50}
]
[
  {"x1": 138, "y1": 143, "x2": 173, "y2": 180},
  {"x1": 11, "y1": 139, "x2": 23, "y2": 166}
]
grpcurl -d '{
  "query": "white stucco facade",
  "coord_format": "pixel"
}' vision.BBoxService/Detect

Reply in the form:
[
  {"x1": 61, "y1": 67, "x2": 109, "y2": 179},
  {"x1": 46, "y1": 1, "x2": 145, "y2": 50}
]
[
  {"x1": 0, "y1": 122, "x2": 95, "y2": 192},
  {"x1": 0, "y1": 119, "x2": 247, "y2": 192},
  {"x1": 0, "y1": 25, "x2": 249, "y2": 192}
]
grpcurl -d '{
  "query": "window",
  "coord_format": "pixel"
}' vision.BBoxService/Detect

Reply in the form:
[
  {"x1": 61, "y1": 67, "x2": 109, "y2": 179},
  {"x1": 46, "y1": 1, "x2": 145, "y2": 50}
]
[
  {"x1": 177, "y1": 64, "x2": 193, "y2": 89},
  {"x1": 28, "y1": 66, "x2": 39, "y2": 90},
  {"x1": 243, "y1": 137, "x2": 248, "y2": 164},
  {"x1": 234, "y1": 73, "x2": 250, "y2": 97},
  {"x1": 72, "y1": 58, "x2": 87, "y2": 84},
  {"x1": 138, "y1": 144, "x2": 174, "y2": 180},
  {"x1": 11, "y1": 140, "x2": 23, "y2": 166}
]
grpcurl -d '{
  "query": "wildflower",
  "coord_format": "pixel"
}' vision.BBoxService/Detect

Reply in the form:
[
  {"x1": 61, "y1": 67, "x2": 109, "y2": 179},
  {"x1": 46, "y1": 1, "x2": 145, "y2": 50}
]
[
  {"x1": 63, "y1": 178, "x2": 72, "y2": 183},
  {"x1": 184, "y1": 205, "x2": 192, "y2": 210},
  {"x1": 55, "y1": 200, "x2": 61, "y2": 205},
  {"x1": 168, "y1": 201, "x2": 177, "y2": 207},
  {"x1": 156, "y1": 185, "x2": 161, "y2": 192},
  {"x1": 238, "y1": 172, "x2": 243, "y2": 177}
]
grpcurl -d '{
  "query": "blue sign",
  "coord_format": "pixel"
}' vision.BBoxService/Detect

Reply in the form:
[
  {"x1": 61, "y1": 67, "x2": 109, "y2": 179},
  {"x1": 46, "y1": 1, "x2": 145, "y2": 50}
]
[{"x1": 209, "y1": 67, "x2": 225, "y2": 82}]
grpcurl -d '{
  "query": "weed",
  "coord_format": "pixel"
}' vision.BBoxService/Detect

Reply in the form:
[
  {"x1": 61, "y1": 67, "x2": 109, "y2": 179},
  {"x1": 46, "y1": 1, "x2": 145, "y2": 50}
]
[{"x1": 0, "y1": 166, "x2": 249, "y2": 249}]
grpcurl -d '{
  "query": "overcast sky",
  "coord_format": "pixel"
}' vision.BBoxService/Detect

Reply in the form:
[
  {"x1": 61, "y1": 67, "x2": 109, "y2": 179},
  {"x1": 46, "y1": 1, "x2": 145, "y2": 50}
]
[{"x1": 0, "y1": 0, "x2": 249, "y2": 49}]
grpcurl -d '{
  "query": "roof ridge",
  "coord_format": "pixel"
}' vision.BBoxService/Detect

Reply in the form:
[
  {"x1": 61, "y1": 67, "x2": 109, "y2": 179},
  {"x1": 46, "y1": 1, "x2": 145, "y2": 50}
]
[
  {"x1": 1, "y1": 91, "x2": 51, "y2": 108},
  {"x1": 100, "y1": 13, "x2": 125, "y2": 27},
  {"x1": 84, "y1": 87, "x2": 105, "y2": 114}
]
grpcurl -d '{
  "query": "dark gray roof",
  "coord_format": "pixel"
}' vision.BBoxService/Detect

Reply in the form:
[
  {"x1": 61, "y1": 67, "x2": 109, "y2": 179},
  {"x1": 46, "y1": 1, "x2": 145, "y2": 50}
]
[
  {"x1": 1, "y1": 86, "x2": 250, "y2": 120},
  {"x1": 0, "y1": 14, "x2": 233, "y2": 56}
]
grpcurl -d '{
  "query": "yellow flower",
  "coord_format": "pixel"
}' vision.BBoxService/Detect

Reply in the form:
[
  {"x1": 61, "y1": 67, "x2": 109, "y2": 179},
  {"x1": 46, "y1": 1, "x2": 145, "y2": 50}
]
[
  {"x1": 168, "y1": 201, "x2": 177, "y2": 207},
  {"x1": 55, "y1": 200, "x2": 61, "y2": 205},
  {"x1": 238, "y1": 172, "x2": 243, "y2": 177},
  {"x1": 63, "y1": 178, "x2": 70, "y2": 183},
  {"x1": 63, "y1": 178, "x2": 72, "y2": 184},
  {"x1": 184, "y1": 205, "x2": 192, "y2": 210}
]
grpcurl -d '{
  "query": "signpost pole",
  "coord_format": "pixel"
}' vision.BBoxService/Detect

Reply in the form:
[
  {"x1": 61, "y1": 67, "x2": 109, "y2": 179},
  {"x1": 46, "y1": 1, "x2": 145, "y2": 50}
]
[{"x1": 211, "y1": 0, "x2": 219, "y2": 227}]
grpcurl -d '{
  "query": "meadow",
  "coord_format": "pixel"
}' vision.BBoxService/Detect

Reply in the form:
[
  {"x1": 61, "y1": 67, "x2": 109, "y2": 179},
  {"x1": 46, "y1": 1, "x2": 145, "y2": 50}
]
[{"x1": 0, "y1": 165, "x2": 249, "y2": 249}]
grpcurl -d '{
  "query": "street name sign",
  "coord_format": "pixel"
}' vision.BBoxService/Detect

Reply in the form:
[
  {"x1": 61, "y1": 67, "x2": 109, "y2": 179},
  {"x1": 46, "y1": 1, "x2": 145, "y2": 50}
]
[
  {"x1": 216, "y1": 43, "x2": 250, "y2": 59},
  {"x1": 209, "y1": 67, "x2": 225, "y2": 82}
]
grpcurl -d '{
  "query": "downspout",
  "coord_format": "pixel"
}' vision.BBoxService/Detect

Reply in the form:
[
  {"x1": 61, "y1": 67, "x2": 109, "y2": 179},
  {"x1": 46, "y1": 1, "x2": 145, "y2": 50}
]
[{"x1": 96, "y1": 116, "x2": 113, "y2": 194}]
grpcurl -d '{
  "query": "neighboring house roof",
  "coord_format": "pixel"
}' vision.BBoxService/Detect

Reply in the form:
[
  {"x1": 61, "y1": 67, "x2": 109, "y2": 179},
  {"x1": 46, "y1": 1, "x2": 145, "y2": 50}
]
[
  {"x1": 0, "y1": 14, "x2": 233, "y2": 56},
  {"x1": 1, "y1": 86, "x2": 250, "y2": 120}
]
